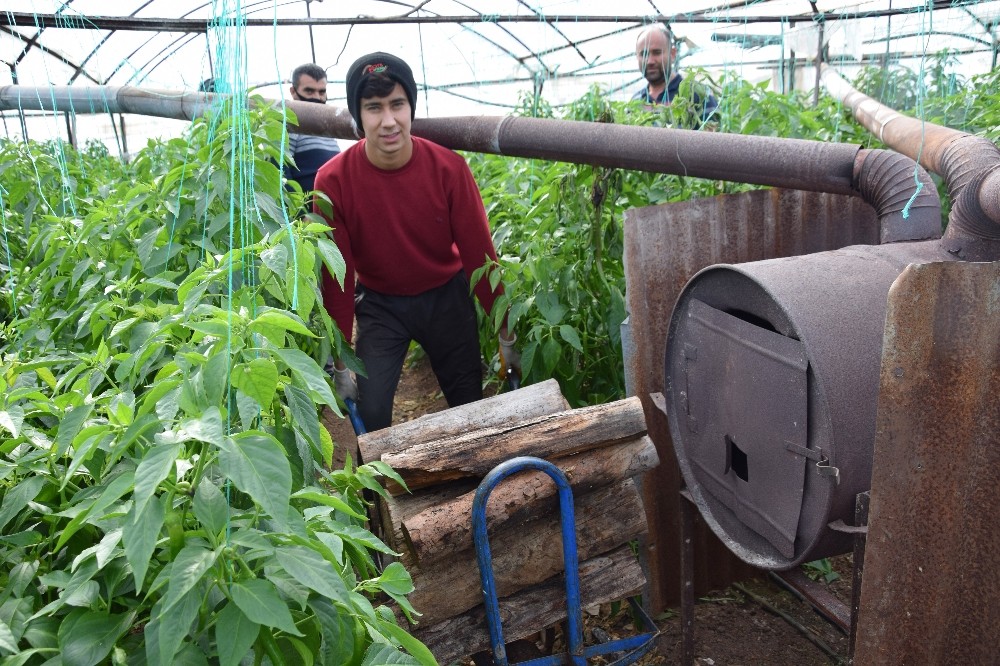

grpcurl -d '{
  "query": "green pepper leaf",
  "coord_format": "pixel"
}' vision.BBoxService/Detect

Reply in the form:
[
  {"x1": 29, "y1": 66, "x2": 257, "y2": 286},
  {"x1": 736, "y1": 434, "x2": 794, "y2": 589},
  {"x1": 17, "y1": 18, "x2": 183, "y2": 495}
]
[
  {"x1": 216, "y1": 433, "x2": 291, "y2": 529},
  {"x1": 215, "y1": 602, "x2": 260, "y2": 666},
  {"x1": 274, "y1": 545, "x2": 350, "y2": 605},
  {"x1": 57, "y1": 609, "x2": 134, "y2": 666},
  {"x1": 231, "y1": 579, "x2": 302, "y2": 636},
  {"x1": 231, "y1": 358, "x2": 279, "y2": 410}
]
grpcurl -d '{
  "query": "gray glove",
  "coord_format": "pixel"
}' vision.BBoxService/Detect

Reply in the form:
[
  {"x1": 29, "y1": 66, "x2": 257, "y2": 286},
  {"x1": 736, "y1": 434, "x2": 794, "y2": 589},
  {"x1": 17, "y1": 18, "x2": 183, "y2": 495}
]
[
  {"x1": 332, "y1": 366, "x2": 359, "y2": 401},
  {"x1": 498, "y1": 332, "x2": 521, "y2": 379}
]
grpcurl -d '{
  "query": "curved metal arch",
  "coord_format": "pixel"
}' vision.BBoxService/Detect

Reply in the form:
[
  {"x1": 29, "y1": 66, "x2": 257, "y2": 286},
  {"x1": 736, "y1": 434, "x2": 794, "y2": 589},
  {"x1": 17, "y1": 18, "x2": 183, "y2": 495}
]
[
  {"x1": 69, "y1": 0, "x2": 158, "y2": 84},
  {"x1": 514, "y1": 0, "x2": 585, "y2": 71},
  {"x1": 956, "y1": 3, "x2": 1000, "y2": 69},
  {"x1": 362, "y1": 0, "x2": 547, "y2": 87},
  {"x1": 0, "y1": 24, "x2": 101, "y2": 84},
  {"x1": 121, "y1": 33, "x2": 203, "y2": 87},
  {"x1": 505, "y1": 0, "x2": 779, "y2": 71},
  {"x1": 103, "y1": 28, "x2": 189, "y2": 85},
  {"x1": 4, "y1": 1, "x2": 998, "y2": 93},
  {"x1": 121, "y1": 0, "x2": 316, "y2": 87},
  {"x1": 522, "y1": 23, "x2": 639, "y2": 64},
  {"x1": 12, "y1": 0, "x2": 79, "y2": 68},
  {"x1": 5, "y1": 0, "x2": 102, "y2": 85},
  {"x1": 4, "y1": 2, "x2": 997, "y2": 29},
  {"x1": 866, "y1": 30, "x2": 993, "y2": 49},
  {"x1": 108, "y1": 0, "x2": 303, "y2": 87},
  {"x1": 111, "y1": 0, "x2": 294, "y2": 84}
]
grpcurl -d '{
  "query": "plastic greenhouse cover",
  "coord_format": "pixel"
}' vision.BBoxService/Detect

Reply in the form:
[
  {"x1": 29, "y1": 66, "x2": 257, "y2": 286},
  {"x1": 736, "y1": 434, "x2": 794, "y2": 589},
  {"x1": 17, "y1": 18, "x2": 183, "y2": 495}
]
[{"x1": 1, "y1": 1, "x2": 998, "y2": 144}]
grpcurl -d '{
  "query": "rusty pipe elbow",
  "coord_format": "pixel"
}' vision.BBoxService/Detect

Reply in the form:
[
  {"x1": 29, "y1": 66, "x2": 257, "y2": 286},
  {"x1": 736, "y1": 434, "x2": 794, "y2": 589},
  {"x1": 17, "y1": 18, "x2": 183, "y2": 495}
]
[
  {"x1": 941, "y1": 163, "x2": 1000, "y2": 261},
  {"x1": 853, "y1": 149, "x2": 942, "y2": 243},
  {"x1": 978, "y1": 167, "x2": 1000, "y2": 230},
  {"x1": 938, "y1": 137, "x2": 1000, "y2": 260}
]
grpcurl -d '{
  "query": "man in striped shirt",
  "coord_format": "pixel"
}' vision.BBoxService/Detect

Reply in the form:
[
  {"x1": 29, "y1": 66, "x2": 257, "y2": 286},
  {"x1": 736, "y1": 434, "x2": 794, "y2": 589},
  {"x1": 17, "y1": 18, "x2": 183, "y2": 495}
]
[{"x1": 286, "y1": 63, "x2": 341, "y2": 192}]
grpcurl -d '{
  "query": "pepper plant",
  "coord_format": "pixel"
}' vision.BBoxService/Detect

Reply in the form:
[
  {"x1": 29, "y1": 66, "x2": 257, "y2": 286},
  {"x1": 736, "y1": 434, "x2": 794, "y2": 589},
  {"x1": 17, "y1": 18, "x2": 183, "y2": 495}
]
[{"x1": 0, "y1": 98, "x2": 432, "y2": 665}]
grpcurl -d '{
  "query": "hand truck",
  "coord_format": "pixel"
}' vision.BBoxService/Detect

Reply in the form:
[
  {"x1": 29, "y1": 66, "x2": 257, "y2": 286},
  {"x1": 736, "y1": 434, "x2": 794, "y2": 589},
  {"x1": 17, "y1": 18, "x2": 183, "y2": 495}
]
[{"x1": 472, "y1": 456, "x2": 659, "y2": 666}]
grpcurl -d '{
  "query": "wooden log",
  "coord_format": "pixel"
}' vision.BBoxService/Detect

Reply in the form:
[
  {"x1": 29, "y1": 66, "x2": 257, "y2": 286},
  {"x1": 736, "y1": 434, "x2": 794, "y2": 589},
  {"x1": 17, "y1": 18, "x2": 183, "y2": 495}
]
[
  {"x1": 402, "y1": 436, "x2": 660, "y2": 565},
  {"x1": 377, "y1": 478, "x2": 479, "y2": 568},
  {"x1": 357, "y1": 378, "x2": 568, "y2": 462},
  {"x1": 381, "y1": 396, "x2": 647, "y2": 494},
  {"x1": 407, "y1": 478, "x2": 647, "y2": 626},
  {"x1": 413, "y1": 544, "x2": 647, "y2": 665}
]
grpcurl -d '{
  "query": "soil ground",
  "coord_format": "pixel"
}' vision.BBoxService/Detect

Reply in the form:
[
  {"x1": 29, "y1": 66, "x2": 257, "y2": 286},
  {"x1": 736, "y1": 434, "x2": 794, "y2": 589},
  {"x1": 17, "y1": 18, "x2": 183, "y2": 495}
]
[{"x1": 328, "y1": 352, "x2": 853, "y2": 666}]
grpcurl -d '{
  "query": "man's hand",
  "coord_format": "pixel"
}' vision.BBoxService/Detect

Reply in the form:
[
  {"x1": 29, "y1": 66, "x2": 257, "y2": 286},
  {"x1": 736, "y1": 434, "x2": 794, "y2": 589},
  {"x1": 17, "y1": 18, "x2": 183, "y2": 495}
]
[
  {"x1": 332, "y1": 366, "x2": 359, "y2": 401},
  {"x1": 498, "y1": 332, "x2": 521, "y2": 379}
]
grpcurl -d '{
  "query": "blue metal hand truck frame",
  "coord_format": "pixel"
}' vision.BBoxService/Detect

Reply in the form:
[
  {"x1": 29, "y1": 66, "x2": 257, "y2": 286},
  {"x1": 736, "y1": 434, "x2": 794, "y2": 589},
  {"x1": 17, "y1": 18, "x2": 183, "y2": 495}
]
[
  {"x1": 472, "y1": 456, "x2": 660, "y2": 666},
  {"x1": 344, "y1": 397, "x2": 366, "y2": 435}
]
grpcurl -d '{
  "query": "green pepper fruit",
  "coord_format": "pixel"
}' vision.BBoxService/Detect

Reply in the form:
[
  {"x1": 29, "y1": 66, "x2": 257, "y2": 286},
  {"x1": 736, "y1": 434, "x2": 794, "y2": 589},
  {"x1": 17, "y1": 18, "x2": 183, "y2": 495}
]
[{"x1": 165, "y1": 508, "x2": 185, "y2": 557}]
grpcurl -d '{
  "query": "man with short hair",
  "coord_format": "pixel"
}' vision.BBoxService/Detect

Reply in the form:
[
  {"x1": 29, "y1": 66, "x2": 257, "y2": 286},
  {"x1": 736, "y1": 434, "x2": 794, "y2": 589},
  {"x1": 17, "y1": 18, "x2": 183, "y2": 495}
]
[
  {"x1": 285, "y1": 63, "x2": 341, "y2": 192},
  {"x1": 314, "y1": 52, "x2": 519, "y2": 431},
  {"x1": 632, "y1": 24, "x2": 718, "y2": 124}
]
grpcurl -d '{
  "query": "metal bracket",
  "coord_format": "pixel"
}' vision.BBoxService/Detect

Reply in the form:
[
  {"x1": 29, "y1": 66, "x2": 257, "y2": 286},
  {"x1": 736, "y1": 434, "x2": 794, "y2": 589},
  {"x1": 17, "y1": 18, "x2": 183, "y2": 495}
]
[
  {"x1": 785, "y1": 442, "x2": 840, "y2": 484},
  {"x1": 828, "y1": 519, "x2": 867, "y2": 534},
  {"x1": 816, "y1": 455, "x2": 840, "y2": 485},
  {"x1": 785, "y1": 441, "x2": 822, "y2": 461}
]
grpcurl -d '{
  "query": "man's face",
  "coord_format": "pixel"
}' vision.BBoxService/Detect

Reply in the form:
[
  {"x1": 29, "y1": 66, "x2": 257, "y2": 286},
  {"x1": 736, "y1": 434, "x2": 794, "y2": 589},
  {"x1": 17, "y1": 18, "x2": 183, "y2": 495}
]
[
  {"x1": 636, "y1": 29, "x2": 674, "y2": 86},
  {"x1": 360, "y1": 82, "x2": 412, "y2": 168},
  {"x1": 291, "y1": 73, "x2": 328, "y2": 103}
]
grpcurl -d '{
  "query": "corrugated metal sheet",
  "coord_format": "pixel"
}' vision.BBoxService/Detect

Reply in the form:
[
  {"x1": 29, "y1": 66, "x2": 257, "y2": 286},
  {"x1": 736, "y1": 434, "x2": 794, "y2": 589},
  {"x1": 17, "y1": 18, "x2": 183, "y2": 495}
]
[{"x1": 855, "y1": 260, "x2": 1000, "y2": 664}]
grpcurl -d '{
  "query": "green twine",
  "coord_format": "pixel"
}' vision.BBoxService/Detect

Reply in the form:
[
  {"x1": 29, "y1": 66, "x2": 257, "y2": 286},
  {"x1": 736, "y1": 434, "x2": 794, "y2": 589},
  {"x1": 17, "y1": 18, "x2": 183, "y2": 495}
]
[
  {"x1": 0, "y1": 185, "x2": 15, "y2": 312},
  {"x1": 902, "y1": 0, "x2": 933, "y2": 221},
  {"x1": 211, "y1": 0, "x2": 250, "y2": 570}
]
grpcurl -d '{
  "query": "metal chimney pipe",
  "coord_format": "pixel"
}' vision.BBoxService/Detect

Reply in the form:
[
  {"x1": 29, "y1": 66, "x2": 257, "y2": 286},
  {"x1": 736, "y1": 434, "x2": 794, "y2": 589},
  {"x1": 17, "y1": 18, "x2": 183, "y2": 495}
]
[
  {"x1": 821, "y1": 65, "x2": 1000, "y2": 261},
  {"x1": 412, "y1": 115, "x2": 940, "y2": 243},
  {"x1": 0, "y1": 85, "x2": 358, "y2": 146}
]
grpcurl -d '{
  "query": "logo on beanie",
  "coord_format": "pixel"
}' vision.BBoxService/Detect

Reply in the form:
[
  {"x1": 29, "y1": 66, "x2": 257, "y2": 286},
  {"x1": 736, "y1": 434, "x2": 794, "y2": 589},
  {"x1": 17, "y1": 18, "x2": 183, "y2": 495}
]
[{"x1": 364, "y1": 63, "x2": 388, "y2": 75}]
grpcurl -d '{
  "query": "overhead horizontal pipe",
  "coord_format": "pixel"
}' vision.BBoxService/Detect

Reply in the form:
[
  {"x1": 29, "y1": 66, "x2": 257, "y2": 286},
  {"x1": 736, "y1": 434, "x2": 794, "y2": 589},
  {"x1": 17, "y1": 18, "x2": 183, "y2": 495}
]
[
  {"x1": 412, "y1": 115, "x2": 940, "y2": 243},
  {"x1": 0, "y1": 84, "x2": 358, "y2": 143},
  {"x1": 0, "y1": 85, "x2": 218, "y2": 122},
  {"x1": 416, "y1": 114, "x2": 858, "y2": 194},
  {"x1": 0, "y1": 83, "x2": 940, "y2": 243}
]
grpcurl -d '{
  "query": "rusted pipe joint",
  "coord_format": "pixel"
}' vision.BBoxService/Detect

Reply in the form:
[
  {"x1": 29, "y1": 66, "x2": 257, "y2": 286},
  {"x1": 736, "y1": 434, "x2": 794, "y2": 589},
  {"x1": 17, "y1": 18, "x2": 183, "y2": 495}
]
[
  {"x1": 853, "y1": 149, "x2": 942, "y2": 243},
  {"x1": 941, "y1": 166, "x2": 1000, "y2": 261},
  {"x1": 976, "y1": 167, "x2": 1000, "y2": 236}
]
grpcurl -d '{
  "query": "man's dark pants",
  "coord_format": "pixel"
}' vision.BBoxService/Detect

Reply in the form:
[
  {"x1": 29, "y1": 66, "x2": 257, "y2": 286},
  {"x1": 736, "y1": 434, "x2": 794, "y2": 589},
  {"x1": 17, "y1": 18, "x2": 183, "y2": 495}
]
[{"x1": 354, "y1": 271, "x2": 483, "y2": 431}]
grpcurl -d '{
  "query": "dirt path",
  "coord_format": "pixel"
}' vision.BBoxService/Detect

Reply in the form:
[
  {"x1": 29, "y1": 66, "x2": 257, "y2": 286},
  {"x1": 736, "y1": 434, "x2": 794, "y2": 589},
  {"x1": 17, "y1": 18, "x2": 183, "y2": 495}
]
[{"x1": 330, "y1": 354, "x2": 851, "y2": 665}]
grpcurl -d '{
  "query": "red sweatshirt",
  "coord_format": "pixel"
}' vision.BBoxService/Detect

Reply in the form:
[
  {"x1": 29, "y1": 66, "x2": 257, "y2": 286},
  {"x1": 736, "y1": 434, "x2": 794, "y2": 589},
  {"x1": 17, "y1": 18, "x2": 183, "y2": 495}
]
[{"x1": 314, "y1": 136, "x2": 502, "y2": 339}]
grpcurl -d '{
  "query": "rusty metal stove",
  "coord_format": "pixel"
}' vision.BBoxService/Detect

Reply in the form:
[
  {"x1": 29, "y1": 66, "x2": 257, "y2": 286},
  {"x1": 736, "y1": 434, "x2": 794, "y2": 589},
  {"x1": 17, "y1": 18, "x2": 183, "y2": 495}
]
[{"x1": 663, "y1": 241, "x2": 954, "y2": 569}]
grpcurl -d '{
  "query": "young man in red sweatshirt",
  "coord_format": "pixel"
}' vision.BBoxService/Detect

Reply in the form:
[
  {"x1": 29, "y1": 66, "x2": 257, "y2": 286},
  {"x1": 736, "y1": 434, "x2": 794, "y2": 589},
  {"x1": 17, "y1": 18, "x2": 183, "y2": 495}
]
[{"x1": 314, "y1": 52, "x2": 519, "y2": 431}]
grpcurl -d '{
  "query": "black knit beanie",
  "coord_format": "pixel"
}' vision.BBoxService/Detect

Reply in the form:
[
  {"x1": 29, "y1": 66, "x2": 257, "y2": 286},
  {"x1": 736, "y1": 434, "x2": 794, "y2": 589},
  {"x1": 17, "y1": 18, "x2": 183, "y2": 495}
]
[{"x1": 345, "y1": 52, "x2": 417, "y2": 131}]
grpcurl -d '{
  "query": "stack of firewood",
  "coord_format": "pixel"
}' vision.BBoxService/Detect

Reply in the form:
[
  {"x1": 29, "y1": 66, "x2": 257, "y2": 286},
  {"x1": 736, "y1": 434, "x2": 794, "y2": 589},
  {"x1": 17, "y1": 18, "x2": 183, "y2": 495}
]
[{"x1": 355, "y1": 379, "x2": 659, "y2": 664}]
